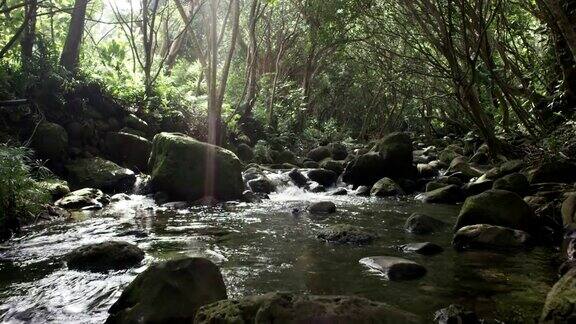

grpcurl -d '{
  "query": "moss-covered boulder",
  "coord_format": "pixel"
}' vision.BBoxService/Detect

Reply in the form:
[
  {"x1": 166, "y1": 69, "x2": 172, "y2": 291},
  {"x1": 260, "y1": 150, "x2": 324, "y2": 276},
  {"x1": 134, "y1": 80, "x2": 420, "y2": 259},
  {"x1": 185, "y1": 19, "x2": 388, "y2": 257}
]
[
  {"x1": 67, "y1": 241, "x2": 144, "y2": 272},
  {"x1": 307, "y1": 146, "x2": 331, "y2": 162},
  {"x1": 149, "y1": 133, "x2": 243, "y2": 201},
  {"x1": 195, "y1": 292, "x2": 421, "y2": 323},
  {"x1": 452, "y1": 224, "x2": 531, "y2": 251},
  {"x1": 375, "y1": 132, "x2": 414, "y2": 176},
  {"x1": 107, "y1": 258, "x2": 227, "y2": 323},
  {"x1": 454, "y1": 189, "x2": 537, "y2": 233},
  {"x1": 307, "y1": 168, "x2": 338, "y2": 187},
  {"x1": 317, "y1": 224, "x2": 376, "y2": 245},
  {"x1": 529, "y1": 160, "x2": 576, "y2": 184},
  {"x1": 55, "y1": 188, "x2": 108, "y2": 210},
  {"x1": 320, "y1": 158, "x2": 345, "y2": 175},
  {"x1": 371, "y1": 177, "x2": 404, "y2": 197},
  {"x1": 39, "y1": 179, "x2": 70, "y2": 200},
  {"x1": 540, "y1": 268, "x2": 576, "y2": 323},
  {"x1": 65, "y1": 157, "x2": 136, "y2": 192},
  {"x1": 420, "y1": 184, "x2": 464, "y2": 204},
  {"x1": 492, "y1": 173, "x2": 530, "y2": 196},
  {"x1": 342, "y1": 152, "x2": 385, "y2": 186},
  {"x1": 33, "y1": 121, "x2": 68, "y2": 161},
  {"x1": 104, "y1": 132, "x2": 152, "y2": 172}
]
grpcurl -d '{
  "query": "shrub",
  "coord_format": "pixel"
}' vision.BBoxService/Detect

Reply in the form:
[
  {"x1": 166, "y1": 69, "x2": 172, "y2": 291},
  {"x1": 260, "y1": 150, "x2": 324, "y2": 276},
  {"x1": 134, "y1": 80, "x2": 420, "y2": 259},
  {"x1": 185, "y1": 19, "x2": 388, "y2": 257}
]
[{"x1": 0, "y1": 144, "x2": 51, "y2": 240}]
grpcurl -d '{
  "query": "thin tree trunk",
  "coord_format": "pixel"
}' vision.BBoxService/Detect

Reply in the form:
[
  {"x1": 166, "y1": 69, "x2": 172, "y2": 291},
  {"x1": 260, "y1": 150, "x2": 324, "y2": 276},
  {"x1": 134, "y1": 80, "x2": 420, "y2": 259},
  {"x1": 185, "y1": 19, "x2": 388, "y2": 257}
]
[
  {"x1": 20, "y1": 0, "x2": 37, "y2": 61},
  {"x1": 60, "y1": 0, "x2": 89, "y2": 72}
]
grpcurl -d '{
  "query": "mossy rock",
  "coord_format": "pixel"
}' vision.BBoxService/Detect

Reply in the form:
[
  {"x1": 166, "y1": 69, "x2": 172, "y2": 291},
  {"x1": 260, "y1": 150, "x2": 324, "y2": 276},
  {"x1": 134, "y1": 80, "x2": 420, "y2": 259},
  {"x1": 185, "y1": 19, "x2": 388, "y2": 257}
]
[
  {"x1": 67, "y1": 241, "x2": 144, "y2": 272},
  {"x1": 371, "y1": 177, "x2": 404, "y2": 197},
  {"x1": 455, "y1": 189, "x2": 537, "y2": 233},
  {"x1": 317, "y1": 224, "x2": 376, "y2": 245},
  {"x1": 105, "y1": 132, "x2": 152, "y2": 172},
  {"x1": 65, "y1": 157, "x2": 136, "y2": 192},
  {"x1": 33, "y1": 121, "x2": 68, "y2": 161},
  {"x1": 195, "y1": 292, "x2": 421, "y2": 323},
  {"x1": 540, "y1": 268, "x2": 576, "y2": 323},
  {"x1": 149, "y1": 133, "x2": 243, "y2": 202},
  {"x1": 107, "y1": 257, "x2": 227, "y2": 323}
]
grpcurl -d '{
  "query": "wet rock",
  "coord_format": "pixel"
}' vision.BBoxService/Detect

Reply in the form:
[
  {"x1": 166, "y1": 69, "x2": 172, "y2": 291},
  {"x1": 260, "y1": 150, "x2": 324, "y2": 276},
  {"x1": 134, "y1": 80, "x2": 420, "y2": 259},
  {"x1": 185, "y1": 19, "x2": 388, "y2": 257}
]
[
  {"x1": 417, "y1": 163, "x2": 439, "y2": 178},
  {"x1": 307, "y1": 146, "x2": 332, "y2": 162},
  {"x1": 493, "y1": 173, "x2": 530, "y2": 196},
  {"x1": 55, "y1": 188, "x2": 108, "y2": 210},
  {"x1": 67, "y1": 241, "x2": 144, "y2": 272},
  {"x1": 288, "y1": 168, "x2": 308, "y2": 187},
  {"x1": 110, "y1": 193, "x2": 131, "y2": 202},
  {"x1": 452, "y1": 224, "x2": 531, "y2": 251},
  {"x1": 241, "y1": 190, "x2": 262, "y2": 203},
  {"x1": 462, "y1": 179, "x2": 494, "y2": 196},
  {"x1": 529, "y1": 160, "x2": 576, "y2": 184},
  {"x1": 320, "y1": 158, "x2": 345, "y2": 174},
  {"x1": 307, "y1": 168, "x2": 338, "y2": 187},
  {"x1": 309, "y1": 183, "x2": 326, "y2": 193},
  {"x1": 342, "y1": 152, "x2": 385, "y2": 186},
  {"x1": 420, "y1": 185, "x2": 464, "y2": 204},
  {"x1": 195, "y1": 292, "x2": 421, "y2": 324},
  {"x1": 65, "y1": 157, "x2": 136, "y2": 193},
  {"x1": 434, "y1": 304, "x2": 480, "y2": 324},
  {"x1": 104, "y1": 132, "x2": 152, "y2": 172},
  {"x1": 470, "y1": 151, "x2": 489, "y2": 164},
  {"x1": 318, "y1": 224, "x2": 376, "y2": 245},
  {"x1": 375, "y1": 132, "x2": 414, "y2": 177},
  {"x1": 455, "y1": 189, "x2": 537, "y2": 233},
  {"x1": 39, "y1": 179, "x2": 70, "y2": 201},
  {"x1": 124, "y1": 113, "x2": 150, "y2": 134},
  {"x1": 448, "y1": 157, "x2": 483, "y2": 179},
  {"x1": 562, "y1": 193, "x2": 576, "y2": 227},
  {"x1": 360, "y1": 256, "x2": 427, "y2": 281},
  {"x1": 33, "y1": 121, "x2": 68, "y2": 162},
  {"x1": 402, "y1": 242, "x2": 444, "y2": 256},
  {"x1": 330, "y1": 187, "x2": 348, "y2": 196},
  {"x1": 149, "y1": 133, "x2": 243, "y2": 201},
  {"x1": 355, "y1": 185, "x2": 371, "y2": 196},
  {"x1": 371, "y1": 177, "x2": 404, "y2": 197},
  {"x1": 107, "y1": 257, "x2": 227, "y2": 323},
  {"x1": 247, "y1": 177, "x2": 276, "y2": 194},
  {"x1": 308, "y1": 201, "x2": 336, "y2": 214},
  {"x1": 303, "y1": 160, "x2": 320, "y2": 168},
  {"x1": 540, "y1": 268, "x2": 576, "y2": 323},
  {"x1": 426, "y1": 181, "x2": 449, "y2": 192},
  {"x1": 162, "y1": 201, "x2": 190, "y2": 209},
  {"x1": 405, "y1": 213, "x2": 446, "y2": 235},
  {"x1": 485, "y1": 159, "x2": 525, "y2": 179},
  {"x1": 439, "y1": 148, "x2": 462, "y2": 165}
]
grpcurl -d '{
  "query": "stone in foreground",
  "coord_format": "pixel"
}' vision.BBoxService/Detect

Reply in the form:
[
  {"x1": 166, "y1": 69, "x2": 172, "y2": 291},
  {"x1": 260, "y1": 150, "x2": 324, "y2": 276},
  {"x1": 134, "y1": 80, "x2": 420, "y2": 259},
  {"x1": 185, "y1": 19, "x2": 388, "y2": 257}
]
[
  {"x1": 404, "y1": 213, "x2": 446, "y2": 235},
  {"x1": 434, "y1": 304, "x2": 480, "y2": 324},
  {"x1": 149, "y1": 133, "x2": 243, "y2": 201},
  {"x1": 107, "y1": 257, "x2": 227, "y2": 323},
  {"x1": 317, "y1": 224, "x2": 376, "y2": 245},
  {"x1": 360, "y1": 256, "x2": 427, "y2": 281},
  {"x1": 308, "y1": 201, "x2": 336, "y2": 214},
  {"x1": 540, "y1": 268, "x2": 576, "y2": 323},
  {"x1": 195, "y1": 292, "x2": 421, "y2": 323},
  {"x1": 67, "y1": 241, "x2": 144, "y2": 272},
  {"x1": 402, "y1": 242, "x2": 444, "y2": 256},
  {"x1": 452, "y1": 224, "x2": 531, "y2": 251}
]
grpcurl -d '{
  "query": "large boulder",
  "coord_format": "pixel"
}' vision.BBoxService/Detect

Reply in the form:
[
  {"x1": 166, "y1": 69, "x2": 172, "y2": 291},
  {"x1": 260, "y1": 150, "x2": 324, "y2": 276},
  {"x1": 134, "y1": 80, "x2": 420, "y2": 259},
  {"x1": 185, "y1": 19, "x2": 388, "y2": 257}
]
[
  {"x1": 448, "y1": 157, "x2": 483, "y2": 179},
  {"x1": 328, "y1": 142, "x2": 348, "y2": 160},
  {"x1": 452, "y1": 224, "x2": 531, "y2": 251},
  {"x1": 236, "y1": 143, "x2": 254, "y2": 162},
  {"x1": 104, "y1": 132, "x2": 152, "y2": 172},
  {"x1": 540, "y1": 268, "x2": 576, "y2": 323},
  {"x1": 405, "y1": 214, "x2": 446, "y2": 235},
  {"x1": 529, "y1": 160, "x2": 576, "y2": 184},
  {"x1": 492, "y1": 173, "x2": 530, "y2": 196},
  {"x1": 247, "y1": 177, "x2": 276, "y2": 194},
  {"x1": 360, "y1": 256, "x2": 427, "y2": 281},
  {"x1": 288, "y1": 168, "x2": 308, "y2": 187},
  {"x1": 308, "y1": 201, "x2": 336, "y2": 215},
  {"x1": 320, "y1": 158, "x2": 345, "y2": 175},
  {"x1": 342, "y1": 152, "x2": 385, "y2": 186},
  {"x1": 55, "y1": 188, "x2": 108, "y2": 210},
  {"x1": 485, "y1": 159, "x2": 525, "y2": 180},
  {"x1": 307, "y1": 168, "x2": 338, "y2": 187},
  {"x1": 434, "y1": 304, "x2": 480, "y2": 324},
  {"x1": 317, "y1": 224, "x2": 376, "y2": 245},
  {"x1": 65, "y1": 157, "x2": 136, "y2": 192},
  {"x1": 454, "y1": 189, "x2": 537, "y2": 233},
  {"x1": 195, "y1": 292, "x2": 421, "y2": 323},
  {"x1": 33, "y1": 121, "x2": 68, "y2": 161},
  {"x1": 370, "y1": 177, "x2": 404, "y2": 197},
  {"x1": 67, "y1": 241, "x2": 144, "y2": 272},
  {"x1": 149, "y1": 133, "x2": 243, "y2": 201},
  {"x1": 107, "y1": 258, "x2": 227, "y2": 323}
]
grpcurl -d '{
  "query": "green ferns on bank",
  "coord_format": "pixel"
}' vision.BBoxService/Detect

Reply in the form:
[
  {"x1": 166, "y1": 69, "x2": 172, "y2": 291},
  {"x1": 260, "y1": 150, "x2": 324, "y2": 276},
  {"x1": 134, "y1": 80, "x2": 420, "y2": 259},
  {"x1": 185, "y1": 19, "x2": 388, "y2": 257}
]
[{"x1": 0, "y1": 144, "x2": 51, "y2": 240}]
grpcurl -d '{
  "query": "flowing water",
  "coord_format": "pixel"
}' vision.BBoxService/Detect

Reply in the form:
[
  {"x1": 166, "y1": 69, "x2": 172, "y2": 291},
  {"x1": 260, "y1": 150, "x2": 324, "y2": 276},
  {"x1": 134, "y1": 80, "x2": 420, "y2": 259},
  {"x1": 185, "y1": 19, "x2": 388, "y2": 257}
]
[{"x1": 0, "y1": 174, "x2": 557, "y2": 323}]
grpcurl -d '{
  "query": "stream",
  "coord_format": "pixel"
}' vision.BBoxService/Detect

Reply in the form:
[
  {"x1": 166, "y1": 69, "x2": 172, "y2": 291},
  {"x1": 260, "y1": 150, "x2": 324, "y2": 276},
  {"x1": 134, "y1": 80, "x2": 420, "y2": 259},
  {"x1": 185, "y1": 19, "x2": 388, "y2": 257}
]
[{"x1": 0, "y1": 176, "x2": 557, "y2": 323}]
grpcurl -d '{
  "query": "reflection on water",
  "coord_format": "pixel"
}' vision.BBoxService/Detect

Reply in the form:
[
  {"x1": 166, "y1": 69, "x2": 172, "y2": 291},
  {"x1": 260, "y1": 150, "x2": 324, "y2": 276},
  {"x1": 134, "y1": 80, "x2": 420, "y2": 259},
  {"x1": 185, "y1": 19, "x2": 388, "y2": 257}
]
[{"x1": 0, "y1": 185, "x2": 555, "y2": 323}]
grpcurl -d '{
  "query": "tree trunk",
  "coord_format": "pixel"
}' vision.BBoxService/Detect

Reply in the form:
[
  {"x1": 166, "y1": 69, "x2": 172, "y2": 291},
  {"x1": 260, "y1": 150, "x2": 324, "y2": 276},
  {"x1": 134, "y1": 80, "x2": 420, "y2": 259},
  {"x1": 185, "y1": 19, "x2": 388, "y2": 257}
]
[
  {"x1": 20, "y1": 0, "x2": 37, "y2": 61},
  {"x1": 60, "y1": 0, "x2": 89, "y2": 72}
]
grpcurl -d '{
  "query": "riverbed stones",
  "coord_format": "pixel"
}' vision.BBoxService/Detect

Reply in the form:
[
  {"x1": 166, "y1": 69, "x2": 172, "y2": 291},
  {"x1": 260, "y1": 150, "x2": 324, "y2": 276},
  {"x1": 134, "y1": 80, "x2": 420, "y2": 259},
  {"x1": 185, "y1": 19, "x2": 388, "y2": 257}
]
[
  {"x1": 65, "y1": 157, "x2": 136, "y2": 192},
  {"x1": 288, "y1": 168, "x2": 308, "y2": 187},
  {"x1": 493, "y1": 173, "x2": 530, "y2": 196},
  {"x1": 529, "y1": 160, "x2": 576, "y2": 184},
  {"x1": 401, "y1": 242, "x2": 444, "y2": 256},
  {"x1": 371, "y1": 177, "x2": 404, "y2": 197},
  {"x1": 405, "y1": 213, "x2": 446, "y2": 235},
  {"x1": 375, "y1": 132, "x2": 414, "y2": 177},
  {"x1": 104, "y1": 132, "x2": 152, "y2": 172},
  {"x1": 320, "y1": 158, "x2": 345, "y2": 174},
  {"x1": 308, "y1": 201, "x2": 336, "y2": 214},
  {"x1": 33, "y1": 121, "x2": 68, "y2": 162},
  {"x1": 355, "y1": 185, "x2": 371, "y2": 196},
  {"x1": 307, "y1": 146, "x2": 332, "y2": 162},
  {"x1": 107, "y1": 257, "x2": 227, "y2": 324},
  {"x1": 148, "y1": 133, "x2": 243, "y2": 201},
  {"x1": 39, "y1": 179, "x2": 70, "y2": 200},
  {"x1": 247, "y1": 177, "x2": 276, "y2": 194},
  {"x1": 55, "y1": 188, "x2": 108, "y2": 210},
  {"x1": 317, "y1": 224, "x2": 376, "y2": 245},
  {"x1": 360, "y1": 256, "x2": 427, "y2": 281},
  {"x1": 194, "y1": 292, "x2": 421, "y2": 323},
  {"x1": 455, "y1": 189, "x2": 537, "y2": 233},
  {"x1": 67, "y1": 241, "x2": 144, "y2": 272},
  {"x1": 307, "y1": 168, "x2": 338, "y2": 187},
  {"x1": 452, "y1": 224, "x2": 531, "y2": 251},
  {"x1": 540, "y1": 268, "x2": 576, "y2": 323},
  {"x1": 448, "y1": 157, "x2": 483, "y2": 179},
  {"x1": 328, "y1": 142, "x2": 348, "y2": 160},
  {"x1": 342, "y1": 152, "x2": 385, "y2": 186},
  {"x1": 420, "y1": 185, "x2": 464, "y2": 204}
]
